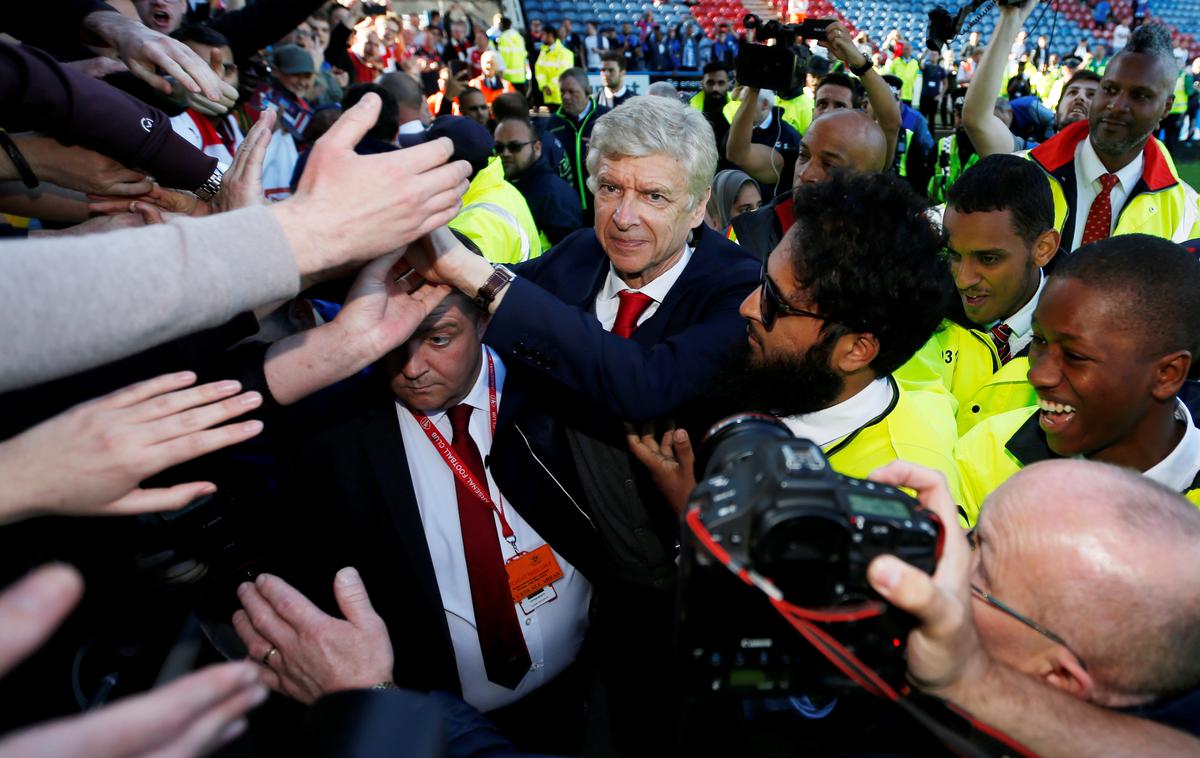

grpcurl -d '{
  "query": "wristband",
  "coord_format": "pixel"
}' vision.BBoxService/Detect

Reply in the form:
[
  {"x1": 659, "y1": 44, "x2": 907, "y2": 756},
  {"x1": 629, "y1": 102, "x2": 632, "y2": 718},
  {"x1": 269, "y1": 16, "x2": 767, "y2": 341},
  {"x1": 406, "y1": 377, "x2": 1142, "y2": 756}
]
[
  {"x1": 0, "y1": 132, "x2": 39, "y2": 189},
  {"x1": 370, "y1": 681, "x2": 399, "y2": 690},
  {"x1": 849, "y1": 58, "x2": 873, "y2": 77}
]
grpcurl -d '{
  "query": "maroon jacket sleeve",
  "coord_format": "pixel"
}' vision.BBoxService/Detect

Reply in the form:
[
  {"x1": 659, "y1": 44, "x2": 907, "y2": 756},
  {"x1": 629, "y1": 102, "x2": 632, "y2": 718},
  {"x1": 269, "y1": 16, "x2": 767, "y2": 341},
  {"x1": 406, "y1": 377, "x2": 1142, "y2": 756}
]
[{"x1": 0, "y1": 42, "x2": 216, "y2": 190}]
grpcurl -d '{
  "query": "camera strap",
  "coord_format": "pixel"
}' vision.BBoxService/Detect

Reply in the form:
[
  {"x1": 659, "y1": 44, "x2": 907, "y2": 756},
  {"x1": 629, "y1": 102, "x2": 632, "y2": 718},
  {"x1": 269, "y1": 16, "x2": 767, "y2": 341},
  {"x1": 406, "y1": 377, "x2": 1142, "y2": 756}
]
[{"x1": 684, "y1": 507, "x2": 1041, "y2": 758}]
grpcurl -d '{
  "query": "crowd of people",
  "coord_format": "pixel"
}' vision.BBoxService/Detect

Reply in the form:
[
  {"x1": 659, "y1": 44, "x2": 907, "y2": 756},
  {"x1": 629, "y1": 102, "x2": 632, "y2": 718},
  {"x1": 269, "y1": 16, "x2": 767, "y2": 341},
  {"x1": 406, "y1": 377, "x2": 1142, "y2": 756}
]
[{"x1": 2, "y1": 0, "x2": 1200, "y2": 756}]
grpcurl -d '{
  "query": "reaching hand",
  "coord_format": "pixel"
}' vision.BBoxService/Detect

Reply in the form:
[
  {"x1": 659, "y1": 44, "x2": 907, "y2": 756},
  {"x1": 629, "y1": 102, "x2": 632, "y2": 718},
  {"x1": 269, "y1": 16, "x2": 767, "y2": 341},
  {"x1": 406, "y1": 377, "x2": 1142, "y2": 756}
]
[
  {"x1": 232, "y1": 569, "x2": 394, "y2": 704},
  {"x1": 0, "y1": 564, "x2": 84, "y2": 680},
  {"x1": 0, "y1": 660, "x2": 268, "y2": 758},
  {"x1": 274, "y1": 94, "x2": 472, "y2": 279},
  {"x1": 16, "y1": 136, "x2": 151, "y2": 197},
  {"x1": 625, "y1": 423, "x2": 697, "y2": 516},
  {"x1": 335, "y1": 252, "x2": 453, "y2": 364},
  {"x1": 87, "y1": 111, "x2": 277, "y2": 219},
  {"x1": 865, "y1": 461, "x2": 987, "y2": 697},
  {"x1": 83, "y1": 9, "x2": 230, "y2": 102},
  {"x1": 0, "y1": 372, "x2": 265, "y2": 524}
]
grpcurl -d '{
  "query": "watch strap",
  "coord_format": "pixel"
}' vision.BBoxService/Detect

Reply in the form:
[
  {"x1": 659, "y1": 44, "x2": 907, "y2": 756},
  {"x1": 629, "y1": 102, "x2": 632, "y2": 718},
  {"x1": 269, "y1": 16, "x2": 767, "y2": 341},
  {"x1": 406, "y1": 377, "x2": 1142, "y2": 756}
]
[
  {"x1": 193, "y1": 164, "x2": 226, "y2": 201},
  {"x1": 473, "y1": 265, "x2": 515, "y2": 311},
  {"x1": 850, "y1": 58, "x2": 873, "y2": 77},
  {"x1": 0, "y1": 131, "x2": 38, "y2": 189}
]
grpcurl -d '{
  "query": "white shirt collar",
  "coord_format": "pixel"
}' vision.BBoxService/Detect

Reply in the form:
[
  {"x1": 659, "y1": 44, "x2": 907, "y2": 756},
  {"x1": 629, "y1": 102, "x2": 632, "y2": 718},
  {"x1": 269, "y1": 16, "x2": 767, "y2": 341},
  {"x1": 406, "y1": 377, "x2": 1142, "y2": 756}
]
[
  {"x1": 757, "y1": 110, "x2": 774, "y2": 131},
  {"x1": 781, "y1": 376, "x2": 896, "y2": 448},
  {"x1": 607, "y1": 85, "x2": 627, "y2": 98},
  {"x1": 599, "y1": 243, "x2": 694, "y2": 305},
  {"x1": 993, "y1": 269, "x2": 1045, "y2": 354},
  {"x1": 1143, "y1": 400, "x2": 1200, "y2": 493},
  {"x1": 1079, "y1": 135, "x2": 1143, "y2": 195},
  {"x1": 398, "y1": 119, "x2": 425, "y2": 135}
]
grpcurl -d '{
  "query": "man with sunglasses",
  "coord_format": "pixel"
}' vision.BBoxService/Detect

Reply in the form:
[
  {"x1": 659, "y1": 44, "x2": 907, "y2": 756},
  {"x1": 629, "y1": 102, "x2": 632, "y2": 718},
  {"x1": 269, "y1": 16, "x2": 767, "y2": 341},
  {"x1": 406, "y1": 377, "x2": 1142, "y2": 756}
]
[
  {"x1": 493, "y1": 117, "x2": 582, "y2": 250},
  {"x1": 866, "y1": 458, "x2": 1200, "y2": 753},
  {"x1": 631, "y1": 171, "x2": 962, "y2": 512}
]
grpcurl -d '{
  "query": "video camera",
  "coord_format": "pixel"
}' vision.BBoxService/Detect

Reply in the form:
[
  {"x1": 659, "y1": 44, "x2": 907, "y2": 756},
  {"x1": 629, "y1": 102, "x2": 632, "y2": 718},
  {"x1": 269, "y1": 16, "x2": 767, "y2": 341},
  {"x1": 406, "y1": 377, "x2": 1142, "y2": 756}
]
[
  {"x1": 676, "y1": 414, "x2": 943, "y2": 701},
  {"x1": 926, "y1": 0, "x2": 1027, "y2": 52},
  {"x1": 736, "y1": 14, "x2": 833, "y2": 99}
]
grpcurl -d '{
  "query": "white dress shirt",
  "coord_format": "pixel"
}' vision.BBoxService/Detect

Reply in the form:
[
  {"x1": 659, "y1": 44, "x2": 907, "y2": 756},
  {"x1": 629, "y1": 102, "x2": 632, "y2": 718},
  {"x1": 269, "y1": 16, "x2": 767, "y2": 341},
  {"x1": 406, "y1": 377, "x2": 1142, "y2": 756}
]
[
  {"x1": 1143, "y1": 401, "x2": 1200, "y2": 494},
  {"x1": 593, "y1": 244, "x2": 693, "y2": 330},
  {"x1": 782, "y1": 377, "x2": 896, "y2": 448},
  {"x1": 1070, "y1": 136, "x2": 1144, "y2": 252},
  {"x1": 989, "y1": 270, "x2": 1045, "y2": 358},
  {"x1": 395, "y1": 346, "x2": 593, "y2": 713},
  {"x1": 398, "y1": 119, "x2": 426, "y2": 136}
]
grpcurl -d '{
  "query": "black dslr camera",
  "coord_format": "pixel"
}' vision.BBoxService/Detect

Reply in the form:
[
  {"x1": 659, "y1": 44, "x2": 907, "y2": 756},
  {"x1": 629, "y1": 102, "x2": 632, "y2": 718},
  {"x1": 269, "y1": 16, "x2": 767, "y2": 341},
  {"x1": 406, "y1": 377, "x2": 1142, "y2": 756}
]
[
  {"x1": 676, "y1": 414, "x2": 943, "y2": 700},
  {"x1": 737, "y1": 14, "x2": 832, "y2": 99},
  {"x1": 927, "y1": 0, "x2": 1027, "y2": 52}
]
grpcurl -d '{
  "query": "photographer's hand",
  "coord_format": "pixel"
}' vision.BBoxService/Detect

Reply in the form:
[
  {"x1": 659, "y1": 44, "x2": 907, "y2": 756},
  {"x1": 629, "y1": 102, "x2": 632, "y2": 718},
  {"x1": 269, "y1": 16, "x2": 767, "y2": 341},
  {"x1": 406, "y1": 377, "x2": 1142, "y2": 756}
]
[
  {"x1": 625, "y1": 423, "x2": 696, "y2": 517},
  {"x1": 865, "y1": 460, "x2": 988, "y2": 697}
]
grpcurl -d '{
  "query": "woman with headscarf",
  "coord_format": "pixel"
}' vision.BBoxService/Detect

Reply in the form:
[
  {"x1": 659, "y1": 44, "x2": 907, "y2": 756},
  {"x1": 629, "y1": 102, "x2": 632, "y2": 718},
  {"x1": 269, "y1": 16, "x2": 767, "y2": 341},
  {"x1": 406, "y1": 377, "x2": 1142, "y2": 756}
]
[{"x1": 704, "y1": 168, "x2": 762, "y2": 234}]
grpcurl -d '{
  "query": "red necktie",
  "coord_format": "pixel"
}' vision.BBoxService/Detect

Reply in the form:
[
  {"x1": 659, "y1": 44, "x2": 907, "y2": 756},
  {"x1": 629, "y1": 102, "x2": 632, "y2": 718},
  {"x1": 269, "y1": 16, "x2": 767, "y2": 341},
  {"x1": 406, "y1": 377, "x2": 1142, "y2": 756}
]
[
  {"x1": 1081, "y1": 173, "x2": 1119, "y2": 247},
  {"x1": 612, "y1": 290, "x2": 655, "y2": 338},
  {"x1": 989, "y1": 323, "x2": 1014, "y2": 365},
  {"x1": 447, "y1": 405, "x2": 531, "y2": 689}
]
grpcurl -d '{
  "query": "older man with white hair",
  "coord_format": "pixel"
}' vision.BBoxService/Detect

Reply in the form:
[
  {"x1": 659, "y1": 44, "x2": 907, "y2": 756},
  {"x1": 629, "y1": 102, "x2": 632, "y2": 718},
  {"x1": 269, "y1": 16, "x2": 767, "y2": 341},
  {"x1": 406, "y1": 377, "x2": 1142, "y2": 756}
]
[
  {"x1": 408, "y1": 94, "x2": 760, "y2": 751},
  {"x1": 468, "y1": 50, "x2": 516, "y2": 103}
]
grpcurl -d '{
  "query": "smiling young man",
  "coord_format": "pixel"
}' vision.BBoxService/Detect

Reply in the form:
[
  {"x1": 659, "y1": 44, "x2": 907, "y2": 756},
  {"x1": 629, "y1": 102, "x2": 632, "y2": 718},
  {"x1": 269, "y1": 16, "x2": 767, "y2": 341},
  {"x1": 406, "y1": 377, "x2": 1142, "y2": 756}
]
[
  {"x1": 896, "y1": 155, "x2": 1058, "y2": 435},
  {"x1": 955, "y1": 234, "x2": 1200, "y2": 524}
]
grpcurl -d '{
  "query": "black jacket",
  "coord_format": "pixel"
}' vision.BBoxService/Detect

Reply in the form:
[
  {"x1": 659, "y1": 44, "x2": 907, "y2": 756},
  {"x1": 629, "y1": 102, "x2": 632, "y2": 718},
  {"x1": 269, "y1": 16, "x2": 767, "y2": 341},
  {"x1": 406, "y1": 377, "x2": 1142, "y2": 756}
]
[{"x1": 511, "y1": 157, "x2": 583, "y2": 246}]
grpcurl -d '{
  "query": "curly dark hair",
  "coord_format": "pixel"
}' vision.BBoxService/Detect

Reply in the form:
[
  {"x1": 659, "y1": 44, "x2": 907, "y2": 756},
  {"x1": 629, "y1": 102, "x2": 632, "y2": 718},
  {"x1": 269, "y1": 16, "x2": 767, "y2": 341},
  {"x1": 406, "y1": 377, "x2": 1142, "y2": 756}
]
[{"x1": 790, "y1": 171, "x2": 951, "y2": 376}]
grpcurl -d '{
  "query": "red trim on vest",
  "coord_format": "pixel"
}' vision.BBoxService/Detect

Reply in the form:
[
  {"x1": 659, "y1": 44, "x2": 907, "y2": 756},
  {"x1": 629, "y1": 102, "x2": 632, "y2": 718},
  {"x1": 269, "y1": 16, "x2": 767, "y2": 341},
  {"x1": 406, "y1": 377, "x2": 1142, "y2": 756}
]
[
  {"x1": 774, "y1": 198, "x2": 795, "y2": 233},
  {"x1": 1029, "y1": 119, "x2": 1177, "y2": 191}
]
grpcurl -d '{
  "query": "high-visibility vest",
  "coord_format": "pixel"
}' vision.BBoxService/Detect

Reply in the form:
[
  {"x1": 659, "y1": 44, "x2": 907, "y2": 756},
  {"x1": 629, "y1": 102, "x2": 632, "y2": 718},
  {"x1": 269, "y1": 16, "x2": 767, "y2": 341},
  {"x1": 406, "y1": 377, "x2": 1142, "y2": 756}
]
[
  {"x1": 534, "y1": 40, "x2": 574, "y2": 105},
  {"x1": 497, "y1": 29, "x2": 528, "y2": 84},
  {"x1": 449, "y1": 157, "x2": 541, "y2": 264}
]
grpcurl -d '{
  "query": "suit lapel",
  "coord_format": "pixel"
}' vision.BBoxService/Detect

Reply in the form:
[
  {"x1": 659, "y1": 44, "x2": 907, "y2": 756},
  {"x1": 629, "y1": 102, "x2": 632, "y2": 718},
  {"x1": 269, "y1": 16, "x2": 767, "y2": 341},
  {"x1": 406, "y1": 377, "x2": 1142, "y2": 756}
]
[{"x1": 358, "y1": 394, "x2": 446, "y2": 619}]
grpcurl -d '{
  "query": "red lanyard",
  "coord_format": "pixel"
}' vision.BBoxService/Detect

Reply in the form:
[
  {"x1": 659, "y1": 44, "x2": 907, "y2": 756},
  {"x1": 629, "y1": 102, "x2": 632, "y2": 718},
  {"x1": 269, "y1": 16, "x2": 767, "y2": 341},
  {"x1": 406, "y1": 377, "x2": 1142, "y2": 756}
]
[{"x1": 410, "y1": 351, "x2": 517, "y2": 548}]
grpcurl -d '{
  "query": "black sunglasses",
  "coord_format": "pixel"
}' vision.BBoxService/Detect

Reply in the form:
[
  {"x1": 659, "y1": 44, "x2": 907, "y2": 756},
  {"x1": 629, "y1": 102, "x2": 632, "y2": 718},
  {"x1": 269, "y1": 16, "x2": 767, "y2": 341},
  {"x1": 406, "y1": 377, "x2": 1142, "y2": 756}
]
[
  {"x1": 494, "y1": 140, "x2": 533, "y2": 154},
  {"x1": 759, "y1": 267, "x2": 827, "y2": 330}
]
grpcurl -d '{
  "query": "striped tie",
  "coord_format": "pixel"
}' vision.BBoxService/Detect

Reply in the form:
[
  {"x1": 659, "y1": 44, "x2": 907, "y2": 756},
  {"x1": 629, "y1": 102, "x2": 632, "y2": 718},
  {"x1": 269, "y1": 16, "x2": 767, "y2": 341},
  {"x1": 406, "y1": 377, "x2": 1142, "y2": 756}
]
[{"x1": 990, "y1": 323, "x2": 1014, "y2": 365}]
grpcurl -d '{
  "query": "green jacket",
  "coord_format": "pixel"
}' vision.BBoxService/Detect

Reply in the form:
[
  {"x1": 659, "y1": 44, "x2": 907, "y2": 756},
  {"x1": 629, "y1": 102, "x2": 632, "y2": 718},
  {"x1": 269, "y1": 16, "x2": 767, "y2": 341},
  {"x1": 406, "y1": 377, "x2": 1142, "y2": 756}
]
[
  {"x1": 1028, "y1": 120, "x2": 1200, "y2": 249},
  {"x1": 927, "y1": 133, "x2": 979, "y2": 204},
  {"x1": 449, "y1": 157, "x2": 541, "y2": 264}
]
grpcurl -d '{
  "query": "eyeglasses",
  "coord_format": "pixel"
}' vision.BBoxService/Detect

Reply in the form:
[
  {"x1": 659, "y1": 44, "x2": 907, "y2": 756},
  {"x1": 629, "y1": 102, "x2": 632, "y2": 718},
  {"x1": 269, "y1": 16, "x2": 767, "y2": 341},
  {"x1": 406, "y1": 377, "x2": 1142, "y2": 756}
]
[
  {"x1": 493, "y1": 140, "x2": 533, "y2": 154},
  {"x1": 758, "y1": 267, "x2": 827, "y2": 330},
  {"x1": 966, "y1": 529, "x2": 1088, "y2": 670}
]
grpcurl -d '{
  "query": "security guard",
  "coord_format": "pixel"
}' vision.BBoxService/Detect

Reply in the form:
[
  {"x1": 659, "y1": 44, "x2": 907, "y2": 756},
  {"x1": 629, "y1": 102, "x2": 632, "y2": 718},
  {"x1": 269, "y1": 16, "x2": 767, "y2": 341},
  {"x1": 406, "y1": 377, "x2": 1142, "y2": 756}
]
[
  {"x1": 1026, "y1": 28, "x2": 1200, "y2": 252},
  {"x1": 898, "y1": 155, "x2": 1056, "y2": 436},
  {"x1": 534, "y1": 27, "x2": 574, "y2": 107},
  {"x1": 495, "y1": 17, "x2": 529, "y2": 88},
  {"x1": 436, "y1": 118, "x2": 541, "y2": 265},
  {"x1": 955, "y1": 235, "x2": 1200, "y2": 524},
  {"x1": 884, "y1": 43, "x2": 920, "y2": 105}
]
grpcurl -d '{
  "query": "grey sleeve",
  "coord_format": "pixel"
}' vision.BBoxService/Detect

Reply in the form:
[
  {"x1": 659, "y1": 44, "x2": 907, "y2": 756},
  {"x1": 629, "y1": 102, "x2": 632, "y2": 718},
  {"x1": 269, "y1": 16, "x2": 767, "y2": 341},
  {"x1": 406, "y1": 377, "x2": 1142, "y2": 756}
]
[{"x1": 0, "y1": 206, "x2": 300, "y2": 392}]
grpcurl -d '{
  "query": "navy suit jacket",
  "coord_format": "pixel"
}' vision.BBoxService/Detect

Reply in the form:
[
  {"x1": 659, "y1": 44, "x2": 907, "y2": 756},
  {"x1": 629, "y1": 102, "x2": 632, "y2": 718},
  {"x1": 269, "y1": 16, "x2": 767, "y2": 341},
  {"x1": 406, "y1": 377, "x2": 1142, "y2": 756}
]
[
  {"x1": 487, "y1": 223, "x2": 760, "y2": 423},
  {"x1": 482, "y1": 223, "x2": 760, "y2": 588}
]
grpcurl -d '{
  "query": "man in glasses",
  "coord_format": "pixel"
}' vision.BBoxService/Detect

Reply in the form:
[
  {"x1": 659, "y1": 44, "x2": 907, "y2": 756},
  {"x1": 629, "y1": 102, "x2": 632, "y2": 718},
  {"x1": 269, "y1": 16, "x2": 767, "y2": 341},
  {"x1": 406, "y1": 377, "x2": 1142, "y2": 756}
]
[
  {"x1": 866, "y1": 458, "x2": 1200, "y2": 752},
  {"x1": 493, "y1": 117, "x2": 582, "y2": 249}
]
